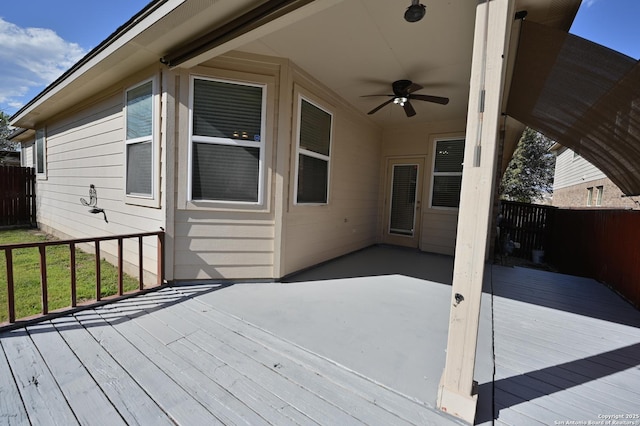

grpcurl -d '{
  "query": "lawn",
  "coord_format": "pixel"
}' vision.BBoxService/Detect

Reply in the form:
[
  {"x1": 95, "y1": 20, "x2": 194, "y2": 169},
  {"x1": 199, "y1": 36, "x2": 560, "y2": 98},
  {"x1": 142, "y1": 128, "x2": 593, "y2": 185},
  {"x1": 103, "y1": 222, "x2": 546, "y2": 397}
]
[{"x1": 0, "y1": 229, "x2": 139, "y2": 323}]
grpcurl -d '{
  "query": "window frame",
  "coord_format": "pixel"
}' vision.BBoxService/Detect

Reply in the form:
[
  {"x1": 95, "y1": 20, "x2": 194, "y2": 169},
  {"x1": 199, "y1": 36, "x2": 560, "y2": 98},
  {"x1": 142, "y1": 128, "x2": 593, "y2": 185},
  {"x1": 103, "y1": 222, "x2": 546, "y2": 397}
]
[
  {"x1": 586, "y1": 187, "x2": 594, "y2": 206},
  {"x1": 187, "y1": 75, "x2": 267, "y2": 206},
  {"x1": 595, "y1": 185, "x2": 603, "y2": 206},
  {"x1": 429, "y1": 137, "x2": 465, "y2": 210},
  {"x1": 35, "y1": 128, "x2": 47, "y2": 178},
  {"x1": 293, "y1": 95, "x2": 333, "y2": 206},
  {"x1": 124, "y1": 77, "x2": 159, "y2": 206}
]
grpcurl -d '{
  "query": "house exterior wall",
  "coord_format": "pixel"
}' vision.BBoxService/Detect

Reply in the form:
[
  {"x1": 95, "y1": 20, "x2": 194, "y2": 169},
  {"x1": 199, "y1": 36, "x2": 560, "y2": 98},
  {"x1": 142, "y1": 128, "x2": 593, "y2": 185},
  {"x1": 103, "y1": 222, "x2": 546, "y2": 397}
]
[
  {"x1": 382, "y1": 121, "x2": 467, "y2": 256},
  {"x1": 172, "y1": 55, "x2": 281, "y2": 280},
  {"x1": 22, "y1": 66, "x2": 166, "y2": 281},
  {"x1": 170, "y1": 54, "x2": 383, "y2": 280},
  {"x1": 281, "y1": 68, "x2": 382, "y2": 276},
  {"x1": 552, "y1": 147, "x2": 638, "y2": 209}
]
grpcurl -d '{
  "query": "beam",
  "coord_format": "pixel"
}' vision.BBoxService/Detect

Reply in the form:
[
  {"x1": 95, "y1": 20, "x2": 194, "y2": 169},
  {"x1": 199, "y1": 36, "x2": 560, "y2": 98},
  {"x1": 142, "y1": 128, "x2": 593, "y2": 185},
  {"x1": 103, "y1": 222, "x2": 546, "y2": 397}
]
[{"x1": 437, "y1": 0, "x2": 514, "y2": 423}]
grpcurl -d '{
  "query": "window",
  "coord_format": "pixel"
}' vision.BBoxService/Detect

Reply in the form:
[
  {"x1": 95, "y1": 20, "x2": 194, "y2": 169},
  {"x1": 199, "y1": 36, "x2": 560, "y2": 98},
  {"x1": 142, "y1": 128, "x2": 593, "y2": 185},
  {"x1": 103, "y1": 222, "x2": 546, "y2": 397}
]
[
  {"x1": 125, "y1": 80, "x2": 154, "y2": 198},
  {"x1": 596, "y1": 185, "x2": 603, "y2": 206},
  {"x1": 35, "y1": 128, "x2": 46, "y2": 176},
  {"x1": 587, "y1": 187, "x2": 593, "y2": 206},
  {"x1": 295, "y1": 97, "x2": 332, "y2": 204},
  {"x1": 190, "y1": 77, "x2": 265, "y2": 203},
  {"x1": 431, "y1": 138, "x2": 465, "y2": 208}
]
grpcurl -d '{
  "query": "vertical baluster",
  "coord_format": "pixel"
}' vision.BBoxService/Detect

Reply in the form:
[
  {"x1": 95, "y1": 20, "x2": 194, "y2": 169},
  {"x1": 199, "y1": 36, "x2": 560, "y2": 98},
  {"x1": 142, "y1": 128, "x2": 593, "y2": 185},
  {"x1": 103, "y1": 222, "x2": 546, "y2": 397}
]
[
  {"x1": 70, "y1": 243, "x2": 77, "y2": 307},
  {"x1": 5, "y1": 248, "x2": 15, "y2": 323},
  {"x1": 95, "y1": 241, "x2": 101, "y2": 301},
  {"x1": 138, "y1": 236, "x2": 144, "y2": 290},
  {"x1": 117, "y1": 237, "x2": 124, "y2": 296},
  {"x1": 39, "y1": 245, "x2": 48, "y2": 315}
]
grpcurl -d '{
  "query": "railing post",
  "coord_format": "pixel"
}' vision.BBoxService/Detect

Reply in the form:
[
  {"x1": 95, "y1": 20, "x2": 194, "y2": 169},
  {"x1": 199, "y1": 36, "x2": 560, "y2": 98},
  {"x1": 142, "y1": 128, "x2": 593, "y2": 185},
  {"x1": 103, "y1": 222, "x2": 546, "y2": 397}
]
[
  {"x1": 157, "y1": 232, "x2": 165, "y2": 286},
  {"x1": 70, "y1": 243, "x2": 77, "y2": 307},
  {"x1": 39, "y1": 245, "x2": 48, "y2": 315},
  {"x1": 138, "y1": 236, "x2": 144, "y2": 290},
  {"x1": 5, "y1": 249, "x2": 15, "y2": 323},
  {"x1": 117, "y1": 237, "x2": 124, "y2": 296},
  {"x1": 95, "y1": 241, "x2": 101, "y2": 301}
]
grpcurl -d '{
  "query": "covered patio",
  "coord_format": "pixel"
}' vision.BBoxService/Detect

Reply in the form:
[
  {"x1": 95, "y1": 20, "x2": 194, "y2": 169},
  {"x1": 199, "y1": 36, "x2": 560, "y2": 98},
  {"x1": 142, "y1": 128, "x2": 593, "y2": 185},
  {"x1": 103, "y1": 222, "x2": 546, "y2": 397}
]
[{"x1": 2, "y1": 246, "x2": 638, "y2": 425}]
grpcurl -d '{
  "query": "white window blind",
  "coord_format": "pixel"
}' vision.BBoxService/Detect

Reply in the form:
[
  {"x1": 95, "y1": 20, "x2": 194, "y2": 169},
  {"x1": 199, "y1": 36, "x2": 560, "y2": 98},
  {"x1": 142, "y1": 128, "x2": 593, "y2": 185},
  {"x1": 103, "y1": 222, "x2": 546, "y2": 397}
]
[
  {"x1": 432, "y1": 139, "x2": 465, "y2": 208},
  {"x1": 190, "y1": 77, "x2": 265, "y2": 203},
  {"x1": 35, "y1": 128, "x2": 45, "y2": 175},
  {"x1": 296, "y1": 98, "x2": 332, "y2": 204},
  {"x1": 390, "y1": 164, "x2": 418, "y2": 235},
  {"x1": 125, "y1": 80, "x2": 153, "y2": 197}
]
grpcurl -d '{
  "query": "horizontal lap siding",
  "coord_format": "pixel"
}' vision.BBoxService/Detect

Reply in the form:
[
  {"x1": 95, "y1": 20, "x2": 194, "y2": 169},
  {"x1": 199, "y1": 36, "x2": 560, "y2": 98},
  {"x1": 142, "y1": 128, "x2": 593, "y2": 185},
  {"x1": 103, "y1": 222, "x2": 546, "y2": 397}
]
[
  {"x1": 420, "y1": 210, "x2": 458, "y2": 255},
  {"x1": 35, "y1": 92, "x2": 164, "y2": 280},
  {"x1": 173, "y1": 211, "x2": 275, "y2": 280}
]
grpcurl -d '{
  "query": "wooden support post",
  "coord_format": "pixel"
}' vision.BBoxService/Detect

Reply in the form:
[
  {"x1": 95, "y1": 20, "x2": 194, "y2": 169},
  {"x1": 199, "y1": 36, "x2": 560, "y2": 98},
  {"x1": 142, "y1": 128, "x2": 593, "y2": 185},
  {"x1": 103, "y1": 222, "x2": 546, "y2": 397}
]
[{"x1": 437, "y1": 0, "x2": 514, "y2": 423}]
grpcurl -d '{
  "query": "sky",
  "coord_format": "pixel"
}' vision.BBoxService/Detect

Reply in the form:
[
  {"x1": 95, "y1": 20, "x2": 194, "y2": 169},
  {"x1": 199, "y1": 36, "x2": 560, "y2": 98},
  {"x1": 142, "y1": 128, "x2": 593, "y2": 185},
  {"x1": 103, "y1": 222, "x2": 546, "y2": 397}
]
[{"x1": 1, "y1": 0, "x2": 639, "y2": 117}]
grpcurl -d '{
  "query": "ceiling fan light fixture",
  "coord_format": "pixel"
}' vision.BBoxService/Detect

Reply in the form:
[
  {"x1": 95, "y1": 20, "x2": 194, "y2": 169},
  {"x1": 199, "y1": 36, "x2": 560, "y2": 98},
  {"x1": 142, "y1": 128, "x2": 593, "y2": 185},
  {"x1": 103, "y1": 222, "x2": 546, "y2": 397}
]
[
  {"x1": 393, "y1": 96, "x2": 408, "y2": 106},
  {"x1": 404, "y1": 1, "x2": 426, "y2": 23}
]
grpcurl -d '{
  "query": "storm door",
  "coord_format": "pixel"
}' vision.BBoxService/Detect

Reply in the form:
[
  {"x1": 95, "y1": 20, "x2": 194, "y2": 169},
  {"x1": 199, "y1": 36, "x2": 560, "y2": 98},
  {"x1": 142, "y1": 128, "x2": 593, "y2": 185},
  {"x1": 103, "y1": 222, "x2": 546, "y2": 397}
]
[{"x1": 383, "y1": 158, "x2": 424, "y2": 248}]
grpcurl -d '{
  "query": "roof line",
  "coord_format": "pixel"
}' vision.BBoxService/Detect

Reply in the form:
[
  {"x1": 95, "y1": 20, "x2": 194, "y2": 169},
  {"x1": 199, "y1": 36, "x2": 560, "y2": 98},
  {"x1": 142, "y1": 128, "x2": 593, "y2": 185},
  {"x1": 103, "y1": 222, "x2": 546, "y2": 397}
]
[{"x1": 10, "y1": 0, "x2": 169, "y2": 123}]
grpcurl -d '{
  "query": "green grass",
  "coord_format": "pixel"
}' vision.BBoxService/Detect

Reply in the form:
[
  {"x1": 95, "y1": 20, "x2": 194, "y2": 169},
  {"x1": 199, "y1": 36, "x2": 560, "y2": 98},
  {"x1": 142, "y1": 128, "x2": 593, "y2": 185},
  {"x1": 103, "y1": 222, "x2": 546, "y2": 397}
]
[{"x1": 0, "y1": 229, "x2": 139, "y2": 323}]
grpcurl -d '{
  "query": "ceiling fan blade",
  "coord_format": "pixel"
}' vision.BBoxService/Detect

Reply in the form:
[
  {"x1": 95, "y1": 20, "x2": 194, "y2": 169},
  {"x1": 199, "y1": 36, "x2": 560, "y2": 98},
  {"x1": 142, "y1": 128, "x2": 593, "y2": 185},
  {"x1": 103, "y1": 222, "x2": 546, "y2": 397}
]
[
  {"x1": 367, "y1": 98, "x2": 395, "y2": 115},
  {"x1": 405, "y1": 83, "x2": 423, "y2": 94},
  {"x1": 411, "y1": 94, "x2": 450, "y2": 105},
  {"x1": 403, "y1": 101, "x2": 416, "y2": 117}
]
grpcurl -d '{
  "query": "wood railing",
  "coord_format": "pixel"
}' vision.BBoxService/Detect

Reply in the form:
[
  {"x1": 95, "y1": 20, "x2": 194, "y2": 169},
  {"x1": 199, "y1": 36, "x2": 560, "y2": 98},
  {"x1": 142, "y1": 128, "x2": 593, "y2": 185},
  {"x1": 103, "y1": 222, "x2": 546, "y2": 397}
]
[{"x1": 2, "y1": 231, "x2": 164, "y2": 327}]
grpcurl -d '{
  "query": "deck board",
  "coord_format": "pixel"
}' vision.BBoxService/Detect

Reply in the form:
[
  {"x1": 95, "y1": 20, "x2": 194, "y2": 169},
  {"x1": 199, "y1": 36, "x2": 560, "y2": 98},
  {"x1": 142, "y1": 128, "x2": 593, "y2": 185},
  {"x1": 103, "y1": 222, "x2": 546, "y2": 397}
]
[
  {"x1": 1, "y1": 329, "x2": 78, "y2": 425},
  {"x1": 49, "y1": 316, "x2": 173, "y2": 426},
  {"x1": 0, "y1": 338, "x2": 29, "y2": 425},
  {"x1": 26, "y1": 323, "x2": 126, "y2": 426}
]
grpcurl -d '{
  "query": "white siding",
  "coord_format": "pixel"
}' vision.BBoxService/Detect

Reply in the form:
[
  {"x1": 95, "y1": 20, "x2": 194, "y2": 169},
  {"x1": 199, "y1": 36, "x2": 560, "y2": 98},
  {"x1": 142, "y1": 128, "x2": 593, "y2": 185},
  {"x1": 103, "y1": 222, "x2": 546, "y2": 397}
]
[
  {"x1": 553, "y1": 147, "x2": 607, "y2": 189},
  {"x1": 34, "y1": 80, "x2": 165, "y2": 280}
]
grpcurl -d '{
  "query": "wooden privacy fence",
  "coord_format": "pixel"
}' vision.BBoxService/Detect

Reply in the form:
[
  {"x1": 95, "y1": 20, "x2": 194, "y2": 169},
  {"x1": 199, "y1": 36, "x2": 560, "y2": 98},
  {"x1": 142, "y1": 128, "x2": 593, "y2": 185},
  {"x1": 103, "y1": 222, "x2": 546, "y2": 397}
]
[
  {"x1": 545, "y1": 209, "x2": 640, "y2": 309},
  {"x1": 1, "y1": 231, "x2": 165, "y2": 327},
  {"x1": 0, "y1": 166, "x2": 36, "y2": 227},
  {"x1": 498, "y1": 200, "x2": 555, "y2": 258}
]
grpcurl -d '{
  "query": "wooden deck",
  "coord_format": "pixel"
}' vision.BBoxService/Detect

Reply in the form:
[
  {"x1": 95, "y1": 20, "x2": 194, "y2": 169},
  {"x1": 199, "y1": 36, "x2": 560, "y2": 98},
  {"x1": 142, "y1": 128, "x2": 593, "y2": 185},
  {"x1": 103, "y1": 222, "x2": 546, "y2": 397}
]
[
  {"x1": 2, "y1": 250, "x2": 639, "y2": 425},
  {"x1": 0, "y1": 283, "x2": 461, "y2": 426},
  {"x1": 479, "y1": 265, "x2": 640, "y2": 426}
]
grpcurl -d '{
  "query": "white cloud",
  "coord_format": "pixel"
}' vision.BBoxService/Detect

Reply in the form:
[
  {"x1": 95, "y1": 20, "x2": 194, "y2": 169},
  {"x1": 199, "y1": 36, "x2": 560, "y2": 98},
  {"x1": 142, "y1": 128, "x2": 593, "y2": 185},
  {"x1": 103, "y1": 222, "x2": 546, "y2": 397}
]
[
  {"x1": 584, "y1": 0, "x2": 599, "y2": 7},
  {"x1": 0, "y1": 18, "x2": 86, "y2": 114}
]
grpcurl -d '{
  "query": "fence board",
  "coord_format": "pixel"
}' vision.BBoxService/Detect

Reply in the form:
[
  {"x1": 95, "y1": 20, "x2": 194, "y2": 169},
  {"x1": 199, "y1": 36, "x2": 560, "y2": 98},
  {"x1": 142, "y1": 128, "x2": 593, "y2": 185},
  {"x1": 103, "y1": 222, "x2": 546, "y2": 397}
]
[
  {"x1": 0, "y1": 166, "x2": 36, "y2": 227},
  {"x1": 546, "y1": 209, "x2": 640, "y2": 309},
  {"x1": 499, "y1": 201, "x2": 555, "y2": 259}
]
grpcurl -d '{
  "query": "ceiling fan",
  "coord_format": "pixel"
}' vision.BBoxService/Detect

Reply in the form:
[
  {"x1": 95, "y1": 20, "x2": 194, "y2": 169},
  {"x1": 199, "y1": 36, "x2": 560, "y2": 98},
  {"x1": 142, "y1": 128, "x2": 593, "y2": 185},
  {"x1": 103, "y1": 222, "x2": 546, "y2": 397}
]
[{"x1": 363, "y1": 79, "x2": 449, "y2": 117}]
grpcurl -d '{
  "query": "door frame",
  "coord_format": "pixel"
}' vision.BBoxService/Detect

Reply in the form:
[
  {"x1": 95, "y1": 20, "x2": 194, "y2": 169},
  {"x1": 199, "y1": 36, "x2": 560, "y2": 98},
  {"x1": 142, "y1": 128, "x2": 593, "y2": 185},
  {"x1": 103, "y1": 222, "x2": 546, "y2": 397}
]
[{"x1": 382, "y1": 156, "x2": 425, "y2": 248}]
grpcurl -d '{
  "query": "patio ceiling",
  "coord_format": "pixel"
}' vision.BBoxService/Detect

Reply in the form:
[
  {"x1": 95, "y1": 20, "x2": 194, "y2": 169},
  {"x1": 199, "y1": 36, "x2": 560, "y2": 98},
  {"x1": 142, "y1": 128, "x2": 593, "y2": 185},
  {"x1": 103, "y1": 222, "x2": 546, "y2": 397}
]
[{"x1": 236, "y1": 0, "x2": 581, "y2": 127}]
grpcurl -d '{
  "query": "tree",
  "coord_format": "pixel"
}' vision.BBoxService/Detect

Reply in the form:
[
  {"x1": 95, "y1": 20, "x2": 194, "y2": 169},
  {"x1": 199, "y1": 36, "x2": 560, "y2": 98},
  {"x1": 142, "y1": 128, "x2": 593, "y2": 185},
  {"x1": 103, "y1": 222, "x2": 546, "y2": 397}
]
[
  {"x1": 1, "y1": 111, "x2": 19, "y2": 151},
  {"x1": 500, "y1": 127, "x2": 555, "y2": 203}
]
